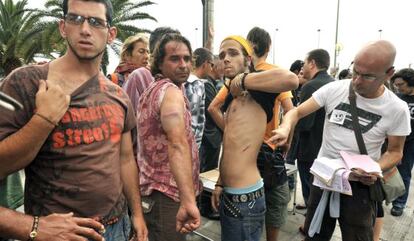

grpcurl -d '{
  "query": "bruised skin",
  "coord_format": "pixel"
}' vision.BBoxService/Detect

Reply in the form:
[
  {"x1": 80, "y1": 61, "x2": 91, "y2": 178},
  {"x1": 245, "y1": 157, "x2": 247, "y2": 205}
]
[{"x1": 219, "y1": 93, "x2": 267, "y2": 188}]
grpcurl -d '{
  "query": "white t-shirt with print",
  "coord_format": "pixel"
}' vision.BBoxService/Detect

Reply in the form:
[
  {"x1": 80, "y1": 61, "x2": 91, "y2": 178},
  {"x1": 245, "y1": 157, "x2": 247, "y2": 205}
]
[{"x1": 312, "y1": 79, "x2": 411, "y2": 161}]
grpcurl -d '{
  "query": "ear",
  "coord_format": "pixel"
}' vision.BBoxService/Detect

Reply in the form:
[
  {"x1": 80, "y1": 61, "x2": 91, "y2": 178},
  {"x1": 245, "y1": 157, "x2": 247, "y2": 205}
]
[
  {"x1": 247, "y1": 55, "x2": 252, "y2": 64},
  {"x1": 246, "y1": 55, "x2": 253, "y2": 71},
  {"x1": 310, "y1": 59, "x2": 317, "y2": 69},
  {"x1": 59, "y1": 19, "x2": 67, "y2": 38},
  {"x1": 107, "y1": 26, "x2": 117, "y2": 44},
  {"x1": 387, "y1": 67, "x2": 395, "y2": 78},
  {"x1": 202, "y1": 61, "x2": 210, "y2": 70}
]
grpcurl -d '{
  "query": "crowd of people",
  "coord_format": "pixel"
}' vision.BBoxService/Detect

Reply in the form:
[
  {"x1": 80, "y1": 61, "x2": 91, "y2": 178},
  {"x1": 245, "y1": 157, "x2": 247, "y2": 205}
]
[{"x1": 0, "y1": 0, "x2": 413, "y2": 241}]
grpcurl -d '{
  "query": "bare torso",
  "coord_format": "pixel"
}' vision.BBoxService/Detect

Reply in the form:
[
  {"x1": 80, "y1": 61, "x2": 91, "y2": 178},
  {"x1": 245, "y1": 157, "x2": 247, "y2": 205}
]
[{"x1": 220, "y1": 92, "x2": 267, "y2": 188}]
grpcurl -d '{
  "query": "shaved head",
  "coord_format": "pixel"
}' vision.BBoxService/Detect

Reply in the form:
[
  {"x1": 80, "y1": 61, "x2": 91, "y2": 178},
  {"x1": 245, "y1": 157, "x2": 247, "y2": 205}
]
[
  {"x1": 352, "y1": 40, "x2": 397, "y2": 98},
  {"x1": 354, "y1": 40, "x2": 396, "y2": 73}
]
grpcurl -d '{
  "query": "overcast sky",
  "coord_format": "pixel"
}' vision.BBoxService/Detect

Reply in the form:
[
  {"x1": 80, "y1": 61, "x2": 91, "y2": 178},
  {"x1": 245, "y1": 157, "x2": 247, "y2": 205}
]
[{"x1": 29, "y1": 0, "x2": 414, "y2": 73}]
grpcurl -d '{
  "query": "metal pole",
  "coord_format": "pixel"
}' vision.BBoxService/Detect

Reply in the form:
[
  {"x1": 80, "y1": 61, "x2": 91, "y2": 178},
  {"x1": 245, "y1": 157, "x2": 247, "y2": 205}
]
[
  {"x1": 333, "y1": 0, "x2": 340, "y2": 71},
  {"x1": 378, "y1": 29, "x2": 382, "y2": 39},
  {"x1": 317, "y1": 29, "x2": 321, "y2": 48},
  {"x1": 202, "y1": 0, "x2": 207, "y2": 47},
  {"x1": 201, "y1": 0, "x2": 214, "y2": 49},
  {"x1": 195, "y1": 27, "x2": 198, "y2": 48},
  {"x1": 273, "y1": 28, "x2": 278, "y2": 64}
]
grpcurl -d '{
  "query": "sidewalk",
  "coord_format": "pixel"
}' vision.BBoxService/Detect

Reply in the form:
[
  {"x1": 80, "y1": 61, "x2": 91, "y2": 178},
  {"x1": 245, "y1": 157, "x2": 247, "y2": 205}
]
[{"x1": 188, "y1": 169, "x2": 414, "y2": 241}]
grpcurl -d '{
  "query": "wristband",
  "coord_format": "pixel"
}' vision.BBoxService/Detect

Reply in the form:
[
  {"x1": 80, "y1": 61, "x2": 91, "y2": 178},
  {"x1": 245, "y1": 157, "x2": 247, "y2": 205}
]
[
  {"x1": 35, "y1": 112, "x2": 58, "y2": 127},
  {"x1": 215, "y1": 184, "x2": 223, "y2": 188},
  {"x1": 28, "y1": 216, "x2": 39, "y2": 241},
  {"x1": 241, "y1": 73, "x2": 248, "y2": 91}
]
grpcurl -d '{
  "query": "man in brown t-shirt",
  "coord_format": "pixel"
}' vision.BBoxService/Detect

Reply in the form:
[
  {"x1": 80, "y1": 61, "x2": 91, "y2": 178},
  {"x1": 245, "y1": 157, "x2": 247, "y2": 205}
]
[{"x1": 0, "y1": 1, "x2": 147, "y2": 241}]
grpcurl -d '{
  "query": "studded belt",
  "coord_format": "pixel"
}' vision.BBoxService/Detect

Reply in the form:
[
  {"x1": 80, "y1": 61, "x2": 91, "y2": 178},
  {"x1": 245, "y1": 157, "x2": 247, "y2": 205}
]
[{"x1": 224, "y1": 187, "x2": 264, "y2": 203}]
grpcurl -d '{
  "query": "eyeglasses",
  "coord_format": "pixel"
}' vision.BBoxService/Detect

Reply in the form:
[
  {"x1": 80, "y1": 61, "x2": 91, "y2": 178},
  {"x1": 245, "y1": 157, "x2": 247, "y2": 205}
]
[
  {"x1": 65, "y1": 13, "x2": 109, "y2": 29},
  {"x1": 352, "y1": 65, "x2": 394, "y2": 81}
]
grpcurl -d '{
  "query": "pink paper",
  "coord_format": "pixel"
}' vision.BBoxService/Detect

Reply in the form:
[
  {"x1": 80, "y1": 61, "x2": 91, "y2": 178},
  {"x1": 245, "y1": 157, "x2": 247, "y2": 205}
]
[{"x1": 339, "y1": 151, "x2": 382, "y2": 175}]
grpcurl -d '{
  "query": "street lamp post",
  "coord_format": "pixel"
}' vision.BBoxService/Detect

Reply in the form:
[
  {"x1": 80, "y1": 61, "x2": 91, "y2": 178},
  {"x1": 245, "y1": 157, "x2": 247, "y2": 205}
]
[
  {"x1": 317, "y1": 29, "x2": 321, "y2": 48},
  {"x1": 378, "y1": 29, "x2": 383, "y2": 39},
  {"x1": 273, "y1": 28, "x2": 279, "y2": 64},
  {"x1": 333, "y1": 0, "x2": 340, "y2": 73},
  {"x1": 195, "y1": 27, "x2": 198, "y2": 48}
]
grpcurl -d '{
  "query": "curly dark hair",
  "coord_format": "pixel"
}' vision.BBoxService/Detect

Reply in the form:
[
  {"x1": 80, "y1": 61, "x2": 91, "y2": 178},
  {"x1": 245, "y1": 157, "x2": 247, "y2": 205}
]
[
  {"x1": 391, "y1": 68, "x2": 414, "y2": 87},
  {"x1": 151, "y1": 34, "x2": 192, "y2": 76}
]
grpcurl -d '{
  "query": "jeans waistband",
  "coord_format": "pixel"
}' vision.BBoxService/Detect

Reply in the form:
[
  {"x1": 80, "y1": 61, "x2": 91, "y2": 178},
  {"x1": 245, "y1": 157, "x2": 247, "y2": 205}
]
[{"x1": 224, "y1": 187, "x2": 264, "y2": 203}]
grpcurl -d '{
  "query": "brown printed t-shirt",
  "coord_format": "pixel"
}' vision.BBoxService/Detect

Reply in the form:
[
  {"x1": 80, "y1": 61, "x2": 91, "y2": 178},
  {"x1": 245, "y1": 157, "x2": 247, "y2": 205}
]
[{"x1": 0, "y1": 64, "x2": 136, "y2": 219}]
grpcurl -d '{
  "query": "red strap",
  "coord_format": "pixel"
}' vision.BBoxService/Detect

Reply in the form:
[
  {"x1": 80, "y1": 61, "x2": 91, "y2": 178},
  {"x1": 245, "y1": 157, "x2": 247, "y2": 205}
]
[{"x1": 110, "y1": 73, "x2": 119, "y2": 85}]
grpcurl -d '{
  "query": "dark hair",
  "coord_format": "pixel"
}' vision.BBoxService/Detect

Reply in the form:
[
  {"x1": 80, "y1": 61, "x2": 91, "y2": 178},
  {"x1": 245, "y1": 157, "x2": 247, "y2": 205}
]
[
  {"x1": 193, "y1": 48, "x2": 213, "y2": 68},
  {"x1": 151, "y1": 33, "x2": 192, "y2": 76},
  {"x1": 338, "y1": 69, "x2": 351, "y2": 80},
  {"x1": 240, "y1": 47, "x2": 255, "y2": 73},
  {"x1": 63, "y1": 0, "x2": 113, "y2": 25},
  {"x1": 306, "y1": 49, "x2": 330, "y2": 71},
  {"x1": 391, "y1": 68, "x2": 414, "y2": 87},
  {"x1": 290, "y1": 60, "x2": 304, "y2": 73},
  {"x1": 246, "y1": 27, "x2": 271, "y2": 58},
  {"x1": 149, "y1": 27, "x2": 181, "y2": 54}
]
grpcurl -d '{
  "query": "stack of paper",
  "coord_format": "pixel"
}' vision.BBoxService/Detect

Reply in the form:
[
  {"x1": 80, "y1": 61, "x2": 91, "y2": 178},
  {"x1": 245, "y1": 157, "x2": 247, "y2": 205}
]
[
  {"x1": 339, "y1": 151, "x2": 382, "y2": 177},
  {"x1": 310, "y1": 157, "x2": 353, "y2": 195},
  {"x1": 310, "y1": 157, "x2": 346, "y2": 186},
  {"x1": 313, "y1": 169, "x2": 353, "y2": 195},
  {"x1": 310, "y1": 152, "x2": 383, "y2": 196}
]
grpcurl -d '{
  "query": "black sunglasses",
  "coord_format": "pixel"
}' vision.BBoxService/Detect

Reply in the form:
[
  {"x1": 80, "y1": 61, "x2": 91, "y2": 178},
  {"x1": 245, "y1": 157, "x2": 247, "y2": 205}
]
[{"x1": 65, "y1": 13, "x2": 109, "y2": 29}]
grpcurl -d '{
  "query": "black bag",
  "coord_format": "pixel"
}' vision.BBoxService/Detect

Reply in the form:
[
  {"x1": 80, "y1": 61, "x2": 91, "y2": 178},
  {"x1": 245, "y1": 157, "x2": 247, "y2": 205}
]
[
  {"x1": 257, "y1": 144, "x2": 287, "y2": 189},
  {"x1": 369, "y1": 179, "x2": 385, "y2": 202}
]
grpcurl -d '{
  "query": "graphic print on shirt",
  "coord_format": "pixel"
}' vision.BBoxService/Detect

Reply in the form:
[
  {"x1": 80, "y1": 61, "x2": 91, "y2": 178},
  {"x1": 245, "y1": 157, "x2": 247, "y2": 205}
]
[
  {"x1": 408, "y1": 103, "x2": 414, "y2": 120},
  {"x1": 328, "y1": 102, "x2": 382, "y2": 133},
  {"x1": 51, "y1": 103, "x2": 124, "y2": 148}
]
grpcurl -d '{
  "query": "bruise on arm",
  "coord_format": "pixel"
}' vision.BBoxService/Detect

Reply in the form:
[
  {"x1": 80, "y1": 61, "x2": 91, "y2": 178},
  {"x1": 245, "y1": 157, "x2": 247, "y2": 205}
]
[{"x1": 160, "y1": 87, "x2": 196, "y2": 204}]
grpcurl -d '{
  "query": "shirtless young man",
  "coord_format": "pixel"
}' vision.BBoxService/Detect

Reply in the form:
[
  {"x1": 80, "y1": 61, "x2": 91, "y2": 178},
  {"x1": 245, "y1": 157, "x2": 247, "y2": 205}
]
[{"x1": 209, "y1": 36, "x2": 298, "y2": 241}]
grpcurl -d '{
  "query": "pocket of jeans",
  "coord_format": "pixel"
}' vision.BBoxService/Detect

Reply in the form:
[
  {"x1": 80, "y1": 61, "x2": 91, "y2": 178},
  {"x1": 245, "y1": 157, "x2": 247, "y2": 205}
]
[
  {"x1": 221, "y1": 197, "x2": 242, "y2": 219},
  {"x1": 245, "y1": 199, "x2": 266, "y2": 218},
  {"x1": 242, "y1": 203, "x2": 265, "y2": 239}
]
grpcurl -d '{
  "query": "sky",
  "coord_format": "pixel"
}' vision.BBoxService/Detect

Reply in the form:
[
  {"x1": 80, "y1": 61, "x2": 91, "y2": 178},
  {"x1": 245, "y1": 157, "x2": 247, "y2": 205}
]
[{"x1": 28, "y1": 0, "x2": 414, "y2": 74}]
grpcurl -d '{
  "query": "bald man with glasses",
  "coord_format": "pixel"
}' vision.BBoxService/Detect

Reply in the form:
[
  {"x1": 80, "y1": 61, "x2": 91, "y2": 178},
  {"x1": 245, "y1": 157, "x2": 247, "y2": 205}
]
[{"x1": 270, "y1": 40, "x2": 411, "y2": 241}]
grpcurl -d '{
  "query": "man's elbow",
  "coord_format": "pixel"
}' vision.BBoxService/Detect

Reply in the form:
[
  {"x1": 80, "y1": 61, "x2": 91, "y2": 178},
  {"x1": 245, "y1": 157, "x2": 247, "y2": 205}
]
[
  {"x1": 394, "y1": 151, "x2": 404, "y2": 164},
  {"x1": 207, "y1": 104, "x2": 218, "y2": 115},
  {"x1": 271, "y1": 72, "x2": 299, "y2": 93},
  {"x1": 285, "y1": 73, "x2": 299, "y2": 91}
]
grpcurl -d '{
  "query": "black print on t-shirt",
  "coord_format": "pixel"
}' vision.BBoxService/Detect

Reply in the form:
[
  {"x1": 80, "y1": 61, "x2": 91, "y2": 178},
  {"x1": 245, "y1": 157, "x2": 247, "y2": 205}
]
[
  {"x1": 328, "y1": 102, "x2": 382, "y2": 133},
  {"x1": 408, "y1": 103, "x2": 414, "y2": 119}
]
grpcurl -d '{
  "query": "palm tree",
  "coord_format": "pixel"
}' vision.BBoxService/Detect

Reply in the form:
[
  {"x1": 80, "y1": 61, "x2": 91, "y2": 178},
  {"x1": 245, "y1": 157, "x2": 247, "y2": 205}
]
[
  {"x1": 24, "y1": 0, "x2": 66, "y2": 59},
  {"x1": 0, "y1": 0, "x2": 42, "y2": 75},
  {"x1": 30, "y1": 0, "x2": 157, "y2": 74}
]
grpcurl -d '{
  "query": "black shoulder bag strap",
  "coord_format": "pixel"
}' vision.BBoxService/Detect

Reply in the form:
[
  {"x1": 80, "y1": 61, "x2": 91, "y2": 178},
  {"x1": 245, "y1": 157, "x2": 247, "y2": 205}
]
[
  {"x1": 349, "y1": 82, "x2": 384, "y2": 201},
  {"x1": 348, "y1": 82, "x2": 368, "y2": 155}
]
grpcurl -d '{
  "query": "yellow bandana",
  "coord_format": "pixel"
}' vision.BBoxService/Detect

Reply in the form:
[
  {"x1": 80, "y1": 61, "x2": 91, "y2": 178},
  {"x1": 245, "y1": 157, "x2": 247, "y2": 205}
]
[{"x1": 222, "y1": 35, "x2": 253, "y2": 57}]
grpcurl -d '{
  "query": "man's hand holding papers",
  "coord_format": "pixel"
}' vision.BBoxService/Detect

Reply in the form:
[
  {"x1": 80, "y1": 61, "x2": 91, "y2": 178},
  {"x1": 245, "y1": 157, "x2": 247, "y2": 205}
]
[
  {"x1": 340, "y1": 151, "x2": 382, "y2": 185},
  {"x1": 311, "y1": 151, "x2": 383, "y2": 195}
]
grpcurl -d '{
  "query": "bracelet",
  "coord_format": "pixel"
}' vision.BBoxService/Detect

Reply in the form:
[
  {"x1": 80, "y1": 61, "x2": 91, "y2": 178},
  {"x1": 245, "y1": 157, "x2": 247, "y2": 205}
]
[
  {"x1": 241, "y1": 73, "x2": 248, "y2": 91},
  {"x1": 28, "y1": 216, "x2": 39, "y2": 241},
  {"x1": 35, "y1": 112, "x2": 58, "y2": 127},
  {"x1": 215, "y1": 184, "x2": 223, "y2": 188}
]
